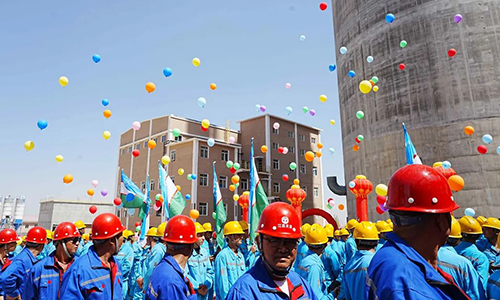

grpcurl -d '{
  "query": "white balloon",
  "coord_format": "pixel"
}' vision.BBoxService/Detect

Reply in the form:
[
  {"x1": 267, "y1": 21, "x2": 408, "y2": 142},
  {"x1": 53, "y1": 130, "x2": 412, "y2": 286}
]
[{"x1": 132, "y1": 121, "x2": 141, "y2": 131}]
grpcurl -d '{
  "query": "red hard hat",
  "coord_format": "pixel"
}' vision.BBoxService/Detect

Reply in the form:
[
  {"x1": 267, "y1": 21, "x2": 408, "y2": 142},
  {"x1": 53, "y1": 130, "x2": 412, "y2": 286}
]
[
  {"x1": 92, "y1": 213, "x2": 126, "y2": 240},
  {"x1": 257, "y1": 202, "x2": 302, "y2": 239},
  {"x1": 0, "y1": 229, "x2": 18, "y2": 244},
  {"x1": 386, "y1": 164, "x2": 460, "y2": 213},
  {"x1": 163, "y1": 215, "x2": 197, "y2": 244},
  {"x1": 25, "y1": 226, "x2": 47, "y2": 244},
  {"x1": 53, "y1": 222, "x2": 81, "y2": 241}
]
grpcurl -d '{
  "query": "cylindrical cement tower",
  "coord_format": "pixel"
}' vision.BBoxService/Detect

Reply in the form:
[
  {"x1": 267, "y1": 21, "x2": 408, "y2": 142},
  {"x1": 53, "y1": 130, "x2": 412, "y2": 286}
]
[{"x1": 333, "y1": 0, "x2": 500, "y2": 219}]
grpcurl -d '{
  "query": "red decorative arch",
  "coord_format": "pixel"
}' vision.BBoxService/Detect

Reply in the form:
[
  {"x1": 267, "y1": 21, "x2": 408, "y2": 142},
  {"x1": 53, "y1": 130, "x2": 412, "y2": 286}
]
[{"x1": 302, "y1": 208, "x2": 338, "y2": 230}]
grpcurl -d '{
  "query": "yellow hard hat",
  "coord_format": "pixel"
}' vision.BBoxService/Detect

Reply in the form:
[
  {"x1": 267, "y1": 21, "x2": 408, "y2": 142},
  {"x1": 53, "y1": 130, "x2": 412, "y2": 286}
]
[
  {"x1": 300, "y1": 223, "x2": 311, "y2": 236},
  {"x1": 482, "y1": 217, "x2": 500, "y2": 231},
  {"x1": 459, "y1": 216, "x2": 482, "y2": 234},
  {"x1": 123, "y1": 230, "x2": 134, "y2": 239},
  {"x1": 203, "y1": 222, "x2": 213, "y2": 232},
  {"x1": 146, "y1": 227, "x2": 158, "y2": 237},
  {"x1": 74, "y1": 220, "x2": 86, "y2": 230},
  {"x1": 305, "y1": 224, "x2": 329, "y2": 245},
  {"x1": 223, "y1": 221, "x2": 245, "y2": 236},
  {"x1": 82, "y1": 233, "x2": 90, "y2": 241},
  {"x1": 477, "y1": 216, "x2": 487, "y2": 226},
  {"x1": 375, "y1": 221, "x2": 392, "y2": 233},
  {"x1": 353, "y1": 222, "x2": 379, "y2": 240},
  {"x1": 157, "y1": 222, "x2": 167, "y2": 237},
  {"x1": 334, "y1": 230, "x2": 340, "y2": 237},
  {"x1": 346, "y1": 219, "x2": 359, "y2": 230},
  {"x1": 195, "y1": 222, "x2": 206, "y2": 234},
  {"x1": 339, "y1": 228, "x2": 349, "y2": 236},
  {"x1": 45, "y1": 230, "x2": 54, "y2": 240},
  {"x1": 239, "y1": 221, "x2": 249, "y2": 231},
  {"x1": 324, "y1": 224, "x2": 334, "y2": 238},
  {"x1": 449, "y1": 216, "x2": 462, "y2": 239}
]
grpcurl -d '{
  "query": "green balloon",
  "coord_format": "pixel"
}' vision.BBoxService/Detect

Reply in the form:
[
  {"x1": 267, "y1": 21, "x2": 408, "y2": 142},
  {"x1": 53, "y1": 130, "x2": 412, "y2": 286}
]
[
  {"x1": 135, "y1": 226, "x2": 140, "y2": 232},
  {"x1": 234, "y1": 183, "x2": 239, "y2": 187},
  {"x1": 172, "y1": 128, "x2": 181, "y2": 137},
  {"x1": 302, "y1": 106, "x2": 309, "y2": 113},
  {"x1": 356, "y1": 111, "x2": 365, "y2": 119},
  {"x1": 326, "y1": 203, "x2": 333, "y2": 210},
  {"x1": 357, "y1": 135, "x2": 364, "y2": 141},
  {"x1": 371, "y1": 76, "x2": 379, "y2": 84},
  {"x1": 187, "y1": 174, "x2": 192, "y2": 180},
  {"x1": 400, "y1": 40, "x2": 408, "y2": 48},
  {"x1": 226, "y1": 160, "x2": 234, "y2": 168},
  {"x1": 233, "y1": 163, "x2": 240, "y2": 170},
  {"x1": 289, "y1": 162, "x2": 297, "y2": 170}
]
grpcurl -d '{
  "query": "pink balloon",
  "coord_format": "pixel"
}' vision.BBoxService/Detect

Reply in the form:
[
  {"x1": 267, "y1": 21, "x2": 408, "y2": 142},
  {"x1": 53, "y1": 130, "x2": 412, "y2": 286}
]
[
  {"x1": 282, "y1": 147, "x2": 289, "y2": 154},
  {"x1": 228, "y1": 136, "x2": 235, "y2": 144},
  {"x1": 132, "y1": 121, "x2": 141, "y2": 131},
  {"x1": 91, "y1": 180, "x2": 98, "y2": 188}
]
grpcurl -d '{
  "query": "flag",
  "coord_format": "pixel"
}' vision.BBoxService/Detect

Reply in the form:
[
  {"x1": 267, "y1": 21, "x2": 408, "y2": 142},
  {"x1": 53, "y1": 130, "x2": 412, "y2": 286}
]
[
  {"x1": 138, "y1": 175, "x2": 150, "y2": 241},
  {"x1": 213, "y1": 162, "x2": 227, "y2": 249},
  {"x1": 120, "y1": 170, "x2": 145, "y2": 208},
  {"x1": 248, "y1": 138, "x2": 269, "y2": 242},
  {"x1": 403, "y1": 123, "x2": 422, "y2": 165},
  {"x1": 159, "y1": 162, "x2": 186, "y2": 218}
]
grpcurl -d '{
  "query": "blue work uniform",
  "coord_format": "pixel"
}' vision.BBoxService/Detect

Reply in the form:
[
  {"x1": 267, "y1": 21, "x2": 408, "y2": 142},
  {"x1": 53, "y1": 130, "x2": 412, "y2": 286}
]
[
  {"x1": 375, "y1": 238, "x2": 386, "y2": 252},
  {"x1": 59, "y1": 245, "x2": 122, "y2": 300},
  {"x1": 37, "y1": 242, "x2": 56, "y2": 260},
  {"x1": 331, "y1": 240, "x2": 346, "y2": 266},
  {"x1": 338, "y1": 250, "x2": 374, "y2": 300},
  {"x1": 437, "y1": 244, "x2": 486, "y2": 300},
  {"x1": 367, "y1": 232, "x2": 470, "y2": 300},
  {"x1": 145, "y1": 253, "x2": 196, "y2": 300},
  {"x1": 476, "y1": 235, "x2": 488, "y2": 252},
  {"x1": 142, "y1": 242, "x2": 166, "y2": 294},
  {"x1": 296, "y1": 250, "x2": 334, "y2": 300},
  {"x1": 116, "y1": 240, "x2": 135, "y2": 298},
  {"x1": 344, "y1": 236, "x2": 357, "y2": 263},
  {"x1": 185, "y1": 247, "x2": 215, "y2": 300},
  {"x1": 321, "y1": 244, "x2": 341, "y2": 287},
  {"x1": 246, "y1": 249, "x2": 261, "y2": 268},
  {"x1": 214, "y1": 245, "x2": 247, "y2": 300},
  {"x1": 487, "y1": 269, "x2": 500, "y2": 299},
  {"x1": 455, "y1": 241, "x2": 489, "y2": 290},
  {"x1": 226, "y1": 256, "x2": 319, "y2": 300},
  {"x1": 0, "y1": 247, "x2": 37, "y2": 298},
  {"x1": 477, "y1": 239, "x2": 499, "y2": 267},
  {"x1": 129, "y1": 242, "x2": 146, "y2": 300},
  {"x1": 293, "y1": 241, "x2": 309, "y2": 271}
]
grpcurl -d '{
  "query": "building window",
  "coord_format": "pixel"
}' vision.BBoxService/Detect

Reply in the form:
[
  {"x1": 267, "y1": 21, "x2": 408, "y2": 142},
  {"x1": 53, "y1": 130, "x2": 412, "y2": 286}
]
[
  {"x1": 141, "y1": 181, "x2": 146, "y2": 191},
  {"x1": 199, "y1": 203, "x2": 208, "y2": 216},
  {"x1": 313, "y1": 167, "x2": 318, "y2": 176},
  {"x1": 154, "y1": 137, "x2": 158, "y2": 144},
  {"x1": 273, "y1": 183, "x2": 280, "y2": 193},
  {"x1": 314, "y1": 187, "x2": 319, "y2": 197},
  {"x1": 200, "y1": 174, "x2": 209, "y2": 186},
  {"x1": 150, "y1": 180, "x2": 155, "y2": 191},
  {"x1": 144, "y1": 141, "x2": 148, "y2": 148},
  {"x1": 311, "y1": 137, "x2": 316, "y2": 143},
  {"x1": 299, "y1": 149, "x2": 305, "y2": 156},
  {"x1": 135, "y1": 144, "x2": 140, "y2": 150},
  {"x1": 219, "y1": 176, "x2": 228, "y2": 189},
  {"x1": 299, "y1": 135, "x2": 305, "y2": 142},
  {"x1": 171, "y1": 150, "x2": 176, "y2": 162},
  {"x1": 175, "y1": 135, "x2": 182, "y2": 142},
  {"x1": 240, "y1": 179, "x2": 248, "y2": 190},
  {"x1": 221, "y1": 150, "x2": 229, "y2": 161},
  {"x1": 300, "y1": 164, "x2": 306, "y2": 174},
  {"x1": 201, "y1": 146, "x2": 209, "y2": 159},
  {"x1": 128, "y1": 146, "x2": 132, "y2": 153},
  {"x1": 273, "y1": 159, "x2": 280, "y2": 170},
  {"x1": 289, "y1": 146, "x2": 295, "y2": 153},
  {"x1": 302, "y1": 186, "x2": 307, "y2": 194},
  {"x1": 171, "y1": 176, "x2": 175, "y2": 183},
  {"x1": 273, "y1": 143, "x2": 279, "y2": 150},
  {"x1": 272, "y1": 128, "x2": 279, "y2": 134},
  {"x1": 288, "y1": 131, "x2": 294, "y2": 138},
  {"x1": 161, "y1": 135, "x2": 166, "y2": 143},
  {"x1": 121, "y1": 149, "x2": 125, "y2": 155},
  {"x1": 224, "y1": 203, "x2": 228, "y2": 214}
]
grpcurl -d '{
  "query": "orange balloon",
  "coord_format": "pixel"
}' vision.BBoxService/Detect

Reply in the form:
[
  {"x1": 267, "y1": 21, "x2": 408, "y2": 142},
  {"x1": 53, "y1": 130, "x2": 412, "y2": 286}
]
[
  {"x1": 316, "y1": 151, "x2": 322, "y2": 158},
  {"x1": 231, "y1": 175, "x2": 240, "y2": 184},
  {"x1": 229, "y1": 185, "x2": 236, "y2": 192},
  {"x1": 305, "y1": 151, "x2": 315, "y2": 162},
  {"x1": 353, "y1": 145, "x2": 360, "y2": 152},
  {"x1": 464, "y1": 126, "x2": 474, "y2": 136},
  {"x1": 145, "y1": 82, "x2": 156, "y2": 93},
  {"x1": 338, "y1": 204, "x2": 345, "y2": 210},
  {"x1": 210, "y1": 83, "x2": 217, "y2": 90},
  {"x1": 63, "y1": 174, "x2": 73, "y2": 184},
  {"x1": 261, "y1": 145, "x2": 268, "y2": 153},
  {"x1": 448, "y1": 175, "x2": 464, "y2": 192},
  {"x1": 148, "y1": 140, "x2": 156, "y2": 149},
  {"x1": 317, "y1": 143, "x2": 323, "y2": 149},
  {"x1": 87, "y1": 189, "x2": 95, "y2": 196},
  {"x1": 103, "y1": 110, "x2": 112, "y2": 119},
  {"x1": 189, "y1": 209, "x2": 200, "y2": 219},
  {"x1": 293, "y1": 179, "x2": 300, "y2": 185}
]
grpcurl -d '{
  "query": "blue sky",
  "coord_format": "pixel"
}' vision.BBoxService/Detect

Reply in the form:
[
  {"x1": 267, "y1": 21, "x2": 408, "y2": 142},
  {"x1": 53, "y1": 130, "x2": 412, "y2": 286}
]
[{"x1": 0, "y1": 1, "x2": 346, "y2": 220}]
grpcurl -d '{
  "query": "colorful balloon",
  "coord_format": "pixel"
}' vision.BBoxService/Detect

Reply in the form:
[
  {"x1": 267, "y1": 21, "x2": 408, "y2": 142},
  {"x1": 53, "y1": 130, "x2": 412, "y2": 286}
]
[
  {"x1": 353, "y1": 145, "x2": 360, "y2": 151},
  {"x1": 210, "y1": 83, "x2": 217, "y2": 90},
  {"x1": 302, "y1": 106, "x2": 309, "y2": 113},
  {"x1": 229, "y1": 185, "x2": 236, "y2": 192},
  {"x1": 132, "y1": 121, "x2": 141, "y2": 131},
  {"x1": 114, "y1": 198, "x2": 122, "y2": 206},
  {"x1": 282, "y1": 174, "x2": 289, "y2": 181},
  {"x1": 285, "y1": 106, "x2": 293, "y2": 115},
  {"x1": 233, "y1": 163, "x2": 240, "y2": 170},
  {"x1": 478, "y1": 145, "x2": 487, "y2": 154},
  {"x1": 373, "y1": 86, "x2": 379, "y2": 92},
  {"x1": 87, "y1": 189, "x2": 95, "y2": 196},
  {"x1": 226, "y1": 160, "x2": 234, "y2": 168},
  {"x1": 482, "y1": 134, "x2": 493, "y2": 144},
  {"x1": 55, "y1": 155, "x2": 64, "y2": 162},
  {"x1": 376, "y1": 195, "x2": 386, "y2": 205},
  {"x1": 399, "y1": 63, "x2": 405, "y2": 70},
  {"x1": 189, "y1": 209, "x2": 200, "y2": 219},
  {"x1": 273, "y1": 122, "x2": 280, "y2": 130},
  {"x1": 282, "y1": 147, "x2": 289, "y2": 154},
  {"x1": 228, "y1": 136, "x2": 235, "y2": 144},
  {"x1": 178, "y1": 168, "x2": 184, "y2": 175},
  {"x1": 464, "y1": 208, "x2": 475, "y2": 217},
  {"x1": 255, "y1": 104, "x2": 261, "y2": 112},
  {"x1": 233, "y1": 194, "x2": 239, "y2": 201},
  {"x1": 329, "y1": 64, "x2": 336, "y2": 72},
  {"x1": 201, "y1": 119, "x2": 210, "y2": 128},
  {"x1": 161, "y1": 155, "x2": 171, "y2": 165},
  {"x1": 317, "y1": 143, "x2": 323, "y2": 149},
  {"x1": 349, "y1": 181, "x2": 356, "y2": 188},
  {"x1": 92, "y1": 54, "x2": 101, "y2": 63},
  {"x1": 316, "y1": 151, "x2": 322, "y2": 158},
  {"x1": 37, "y1": 120, "x2": 48, "y2": 130},
  {"x1": 338, "y1": 204, "x2": 345, "y2": 211},
  {"x1": 285, "y1": 83, "x2": 291, "y2": 89},
  {"x1": 339, "y1": 47, "x2": 347, "y2": 54},
  {"x1": 356, "y1": 111, "x2": 365, "y2": 119},
  {"x1": 260, "y1": 105, "x2": 267, "y2": 112},
  {"x1": 103, "y1": 110, "x2": 112, "y2": 119},
  {"x1": 63, "y1": 174, "x2": 73, "y2": 184},
  {"x1": 448, "y1": 175, "x2": 464, "y2": 192},
  {"x1": 319, "y1": 94, "x2": 327, "y2": 102},
  {"x1": 442, "y1": 161, "x2": 451, "y2": 169},
  {"x1": 375, "y1": 184, "x2": 388, "y2": 196},
  {"x1": 186, "y1": 194, "x2": 191, "y2": 200},
  {"x1": 100, "y1": 190, "x2": 108, "y2": 197},
  {"x1": 192, "y1": 57, "x2": 201, "y2": 67},
  {"x1": 319, "y1": 2, "x2": 327, "y2": 10},
  {"x1": 329, "y1": 148, "x2": 335, "y2": 154},
  {"x1": 231, "y1": 175, "x2": 240, "y2": 184},
  {"x1": 348, "y1": 70, "x2": 356, "y2": 77},
  {"x1": 101, "y1": 99, "x2": 109, "y2": 106},
  {"x1": 261, "y1": 145, "x2": 268, "y2": 153},
  {"x1": 448, "y1": 49, "x2": 457, "y2": 57},
  {"x1": 309, "y1": 109, "x2": 316, "y2": 116},
  {"x1": 299, "y1": 35, "x2": 306, "y2": 42},
  {"x1": 24, "y1": 141, "x2": 34, "y2": 151},
  {"x1": 305, "y1": 151, "x2": 315, "y2": 162},
  {"x1": 91, "y1": 180, "x2": 99, "y2": 188},
  {"x1": 359, "y1": 80, "x2": 372, "y2": 94},
  {"x1": 497, "y1": 146, "x2": 500, "y2": 155},
  {"x1": 89, "y1": 205, "x2": 97, "y2": 214},
  {"x1": 454, "y1": 14, "x2": 463, "y2": 24},
  {"x1": 207, "y1": 138, "x2": 215, "y2": 147},
  {"x1": 59, "y1": 76, "x2": 68, "y2": 87},
  {"x1": 289, "y1": 162, "x2": 297, "y2": 170},
  {"x1": 400, "y1": 40, "x2": 408, "y2": 48},
  {"x1": 367, "y1": 56, "x2": 374, "y2": 63},
  {"x1": 464, "y1": 126, "x2": 474, "y2": 136},
  {"x1": 330, "y1": 120, "x2": 335, "y2": 125},
  {"x1": 103, "y1": 131, "x2": 111, "y2": 140},
  {"x1": 385, "y1": 13, "x2": 395, "y2": 23},
  {"x1": 163, "y1": 68, "x2": 173, "y2": 77},
  {"x1": 198, "y1": 97, "x2": 207, "y2": 108},
  {"x1": 172, "y1": 128, "x2": 181, "y2": 138},
  {"x1": 371, "y1": 76, "x2": 379, "y2": 84},
  {"x1": 132, "y1": 149, "x2": 140, "y2": 157},
  {"x1": 148, "y1": 140, "x2": 156, "y2": 149}
]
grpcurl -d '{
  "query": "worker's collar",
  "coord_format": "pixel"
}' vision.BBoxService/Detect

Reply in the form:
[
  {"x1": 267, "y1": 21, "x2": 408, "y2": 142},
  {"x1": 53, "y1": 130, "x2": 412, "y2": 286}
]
[
  {"x1": 23, "y1": 247, "x2": 38, "y2": 264},
  {"x1": 164, "y1": 253, "x2": 185, "y2": 278},
  {"x1": 87, "y1": 246, "x2": 115, "y2": 269},
  {"x1": 254, "y1": 257, "x2": 303, "y2": 293}
]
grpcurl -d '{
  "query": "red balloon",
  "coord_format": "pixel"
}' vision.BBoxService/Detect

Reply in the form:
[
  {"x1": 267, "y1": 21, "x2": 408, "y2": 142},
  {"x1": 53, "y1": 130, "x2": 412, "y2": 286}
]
[
  {"x1": 355, "y1": 137, "x2": 361, "y2": 144},
  {"x1": 135, "y1": 222, "x2": 141, "y2": 227},
  {"x1": 278, "y1": 147, "x2": 284, "y2": 154},
  {"x1": 155, "y1": 200, "x2": 162, "y2": 208},
  {"x1": 376, "y1": 206, "x2": 384, "y2": 214},
  {"x1": 448, "y1": 48, "x2": 457, "y2": 57},
  {"x1": 132, "y1": 149, "x2": 140, "y2": 157},
  {"x1": 201, "y1": 125, "x2": 208, "y2": 132},
  {"x1": 478, "y1": 145, "x2": 488, "y2": 154},
  {"x1": 399, "y1": 63, "x2": 405, "y2": 70},
  {"x1": 282, "y1": 174, "x2": 289, "y2": 181},
  {"x1": 89, "y1": 205, "x2": 97, "y2": 214},
  {"x1": 319, "y1": 2, "x2": 327, "y2": 10},
  {"x1": 230, "y1": 167, "x2": 236, "y2": 174},
  {"x1": 376, "y1": 195, "x2": 386, "y2": 205},
  {"x1": 113, "y1": 197, "x2": 122, "y2": 206}
]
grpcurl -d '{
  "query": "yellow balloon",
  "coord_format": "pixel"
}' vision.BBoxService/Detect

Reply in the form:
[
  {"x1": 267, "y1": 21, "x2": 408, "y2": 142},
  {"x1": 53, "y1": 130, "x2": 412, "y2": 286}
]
[
  {"x1": 189, "y1": 209, "x2": 200, "y2": 219},
  {"x1": 59, "y1": 76, "x2": 68, "y2": 87},
  {"x1": 375, "y1": 184, "x2": 388, "y2": 196},
  {"x1": 319, "y1": 94, "x2": 327, "y2": 103},
  {"x1": 192, "y1": 57, "x2": 200, "y2": 67},
  {"x1": 359, "y1": 80, "x2": 372, "y2": 94},
  {"x1": 161, "y1": 155, "x2": 171, "y2": 165},
  {"x1": 55, "y1": 155, "x2": 64, "y2": 162},
  {"x1": 148, "y1": 140, "x2": 157, "y2": 149},
  {"x1": 201, "y1": 119, "x2": 210, "y2": 128},
  {"x1": 330, "y1": 119, "x2": 335, "y2": 125},
  {"x1": 433, "y1": 162, "x2": 443, "y2": 168},
  {"x1": 233, "y1": 194, "x2": 239, "y2": 201},
  {"x1": 178, "y1": 168, "x2": 184, "y2": 175},
  {"x1": 373, "y1": 85, "x2": 379, "y2": 92},
  {"x1": 176, "y1": 185, "x2": 181, "y2": 191},
  {"x1": 24, "y1": 141, "x2": 35, "y2": 151},
  {"x1": 103, "y1": 131, "x2": 111, "y2": 140}
]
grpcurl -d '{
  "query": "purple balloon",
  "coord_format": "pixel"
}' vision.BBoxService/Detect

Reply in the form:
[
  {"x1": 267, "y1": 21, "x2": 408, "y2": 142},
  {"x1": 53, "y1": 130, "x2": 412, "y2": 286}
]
[
  {"x1": 454, "y1": 14, "x2": 462, "y2": 23},
  {"x1": 309, "y1": 109, "x2": 316, "y2": 116},
  {"x1": 260, "y1": 105, "x2": 267, "y2": 112},
  {"x1": 380, "y1": 203, "x2": 389, "y2": 212},
  {"x1": 101, "y1": 189, "x2": 108, "y2": 197}
]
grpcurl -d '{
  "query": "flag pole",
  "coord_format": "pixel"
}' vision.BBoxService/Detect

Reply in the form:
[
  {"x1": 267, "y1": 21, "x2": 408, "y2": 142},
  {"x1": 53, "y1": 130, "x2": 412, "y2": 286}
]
[{"x1": 127, "y1": 130, "x2": 137, "y2": 229}]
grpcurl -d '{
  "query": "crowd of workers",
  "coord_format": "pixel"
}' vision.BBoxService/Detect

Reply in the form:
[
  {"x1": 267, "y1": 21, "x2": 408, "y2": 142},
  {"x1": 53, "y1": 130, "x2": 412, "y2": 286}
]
[{"x1": 1, "y1": 164, "x2": 500, "y2": 299}]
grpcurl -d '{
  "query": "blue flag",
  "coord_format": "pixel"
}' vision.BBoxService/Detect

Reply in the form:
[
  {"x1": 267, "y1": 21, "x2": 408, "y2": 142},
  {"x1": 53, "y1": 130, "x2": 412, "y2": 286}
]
[{"x1": 403, "y1": 123, "x2": 422, "y2": 165}]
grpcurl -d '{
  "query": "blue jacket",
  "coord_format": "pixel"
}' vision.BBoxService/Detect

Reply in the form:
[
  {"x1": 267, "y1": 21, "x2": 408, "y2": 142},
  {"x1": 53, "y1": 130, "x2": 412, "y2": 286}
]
[
  {"x1": 375, "y1": 238, "x2": 386, "y2": 252},
  {"x1": 487, "y1": 269, "x2": 500, "y2": 299},
  {"x1": 142, "y1": 242, "x2": 166, "y2": 293},
  {"x1": 225, "y1": 256, "x2": 319, "y2": 300},
  {"x1": 145, "y1": 253, "x2": 196, "y2": 300},
  {"x1": 37, "y1": 242, "x2": 56, "y2": 260},
  {"x1": 296, "y1": 250, "x2": 334, "y2": 300},
  {"x1": 437, "y1": 244, "x2": 486, "y2": 300},
  {"x1": 185, "y1": 247, "x2": 214, "y2": 300},
  {"x1": 476, "y1": 235, "x2": 488, "y2": 252},
  {"x1": 321, "y1": 244, "x2": 341, "y2": 286},
  {"x1": 339, "y1": 250, "x2": 374, "y2": 300},
  {"x1": 331, "y1": 240, "x2": 346, "y2": 266},
  {"x1": 76, "y1": 240, "x2": 93, "y2": 257},
  {"x1": 455, "y1": 241, "x2": 489, "y2": 290},
  {"x1": 129, "y1": 242, "x2": 146, "y2": 300},
  {"x1": 214, "y1": 245, "x2": 247, "y2": 300},
  {"x1": 293, "y1": 241, "x2": 309, "y2": 271},
  {"x1": 344, "y1": 236, "x2": 357, "y2": 263},
  {"x1": 477, "y1": 239, "x2": 499, "y2": 266},
  {"x1": 0, "y1": 247, "x2": 37, "y2": 298},
  {"x1": 116, "y1": 241, "x2": 134, "y2": 298},
  {"x1": 367, "y1": 232, "x2": 470, "y2": 300},
  {"x1": 59, "y1": 246, "x2": 123, "y2": 300}
]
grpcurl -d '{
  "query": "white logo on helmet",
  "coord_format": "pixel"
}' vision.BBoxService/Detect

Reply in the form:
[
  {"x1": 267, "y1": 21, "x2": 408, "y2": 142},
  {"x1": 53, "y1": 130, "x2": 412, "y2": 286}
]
[
  {"x1": 281, "y1": 216, "x2": 289, "y2": 224},
  {"x1": 278, "y1": 216, "x2": 292, "y2": 229}
]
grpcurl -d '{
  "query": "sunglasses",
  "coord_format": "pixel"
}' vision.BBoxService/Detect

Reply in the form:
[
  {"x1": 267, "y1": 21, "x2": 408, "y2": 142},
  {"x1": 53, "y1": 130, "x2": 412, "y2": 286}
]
[{"x1": 66, "y1": 237, "x2": 80, "y2": 244}]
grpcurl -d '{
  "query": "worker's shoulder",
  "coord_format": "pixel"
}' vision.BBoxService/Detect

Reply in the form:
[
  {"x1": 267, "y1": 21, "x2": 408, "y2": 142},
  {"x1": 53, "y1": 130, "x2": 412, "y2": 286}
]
[{"x1": 368, "y1": 245, "x2": 412, "y2": 275}]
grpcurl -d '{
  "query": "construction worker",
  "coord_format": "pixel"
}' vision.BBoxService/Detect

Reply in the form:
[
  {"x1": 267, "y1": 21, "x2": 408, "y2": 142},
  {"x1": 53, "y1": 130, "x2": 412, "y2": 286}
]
[
  {"x1": 456, "y1": 216, "x2": 489, "y2": 290},
  {"x1": 37, "y1": 230, "x2": 55, "y2": 260},
  {"x1": 117, "y1": 229, "x2": 135, "y2": 298},
  {"x1": 60, "y1": 213, "x2": 125, "y2": 299},
  {"x1": 322, "y1": 224, "x2": 341, "y2": 290},
  {"x1": 337, "y1": 228, "x2": 349, "y2": 265},
  {"x1": 185, "y1": 222, "x2": 215, "y2": 300},
  {"x1": 0, "y1": 226, "x2": 46, "y2": 299},
  {"x1": 135, "y1": 226, "x2": 157, "y2": 293},
  {"x1": 24, "y1": 222, "x2": 81, "y2": 300},
  {"x1": 338, "y1": 221, "x2": 378, "y2": 300},
  {"x1": 202, "y1": 222, "x2": 216, "y2": 256},
  {"x1": 140, "y1": 222, "x2": 167, "y2": 295},
  {"x1": 344, "y1": 219, "x2": 358, "y2": 263},
  {"x1": 0, "y1": 228, "x2": 19, "y2": 293},
  {"x1": 214, "y1": 221, "x2": 247, "y2": 300},
  {"x1": 477, "y1": 217, "x2": 500, "y2": 266},
  {"x1": 238, "y1": 221, "x2": 250, "y2": 261},
  {"x1": 488, "y1": 269, "x2": 500, "y2": 299},
  {"x1": 146, "y1": 215, "x2": 198, "y2": 299},
  {"x1": 226, "y1": 202, "x2": 319, "y2": 299},
  {"x1": 374, "y1": 220, "x2": 392, "y2": 251},
  {"x1": 129, "y1": 231, "x2": 146, "y2": 300},
  {"x1": 74, "y1": 220, "x2": 87, "y2": 257},
  {"x1": 475, "y1": 216, "x2": 488, "y2": 251},
  {"x1": 293, "y1": 223, "x2": 310, "y2": 270},
  {"x1": 367, "y1": 164, "x2": 469, "y2": 300},
  {"x1": 78, "y1": 230, "x2": 93, "y2": 257},
  {"x1": 437, "y1": 216, "x2": 486, "y2": 300}
]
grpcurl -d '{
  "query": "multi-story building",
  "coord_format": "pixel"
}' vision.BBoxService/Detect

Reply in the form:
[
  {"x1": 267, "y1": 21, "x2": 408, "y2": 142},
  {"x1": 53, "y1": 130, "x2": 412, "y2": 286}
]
[{"x1": 116, "y1": 114, "x2": 323, "y2": 228}]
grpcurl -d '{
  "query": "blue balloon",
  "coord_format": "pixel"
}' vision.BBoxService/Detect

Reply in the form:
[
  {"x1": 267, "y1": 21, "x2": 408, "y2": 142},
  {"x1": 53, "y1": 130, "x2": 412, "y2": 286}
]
[
  {"x1": 367, "y1": 56, "x2": 374, "y2": 63},
  {"x1": 328, "y1": 64, "x2": 336, "y2": 72},
  {"x1": 442, "y1": 161, "x2": 451, "y2": 169},
  {"x1": 191, "y1": 174, "x2": 197, "y2": 180},
  {"x1": 185, "y1": 194, "x2": 191, "y2": 200},
  {"x1": 37, "y1": 119, "x2": 48, "y2": 130},
  {"x1": 207, "y1": 138, "x2": 215, "y2": 147},
  {"x1": 285, "y1": 106, "x2": 293, "y2": 115},
  {"x1": 101, "y1": 99, "x2": 109, "y2": 106},
  {"x1": 126, "y1": 193, "x2": 135, "y2": 202},
  {"x1": 482, "y1": 134, "x2": 493, "y2": 144},
  {"x1": 92, "y1": 54, "x2": 101, "y2": 63},
  {"x1": 128, "y1": 208, "x2": 135, "y2": 216},
  {"x1": 464, "y1": 208, "x2": 475, "y2": 217},
  {"x1": 163, "y1": 68, "x2": 173, "y2": 77},
  {"x1": 497, "y1": 146, "x2": 500, "y2": 155},
  {"x1": 386, "y1": 13, "x2": 395, "y2": 23},
  {"x1": 348, "y1": 70, "x2": 356, "y2": 78},
  {"x1": 348, "y1": 181, "x2": 356, "y2": 188}
]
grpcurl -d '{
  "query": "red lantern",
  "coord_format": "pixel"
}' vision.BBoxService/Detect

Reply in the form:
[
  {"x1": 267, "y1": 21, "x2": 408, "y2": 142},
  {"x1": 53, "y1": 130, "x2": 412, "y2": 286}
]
[
  {"x1": 376, "y1": 195, "x2": 386, "y2": 205},
  {"x1": 348, "y1": 175, "x2": 373, "y2": 221},
  {"x1": 89, "y1": 205, "x2": 97, "y2": 214},
  {"x1": 238, "y1": 193, "x2": 250, "y2": 222},
  {"x1": 132, "y1": 149, "x2": 140, "y2": 157},
  {"x1": 113, "y1": 197, "x2": 122, "y2": 206},
  {"x1": 478, "y1": 145, "x2": 487, "y2": 154},
  {"x1": 286, "y1": 184, "x2": 307, "y2": 220},
  {"x1": 399, "y1": 63, "x2": 405, "y2": 70},
  {"x1": 135, "y1": 222, "x2": 141, "y2": 227},
  {"x1": 282, "y1": 174, "x2": 289, "y2": 181},
  {"x1": 448, "y1": 48, "x2": 457, "y2": 57}
]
